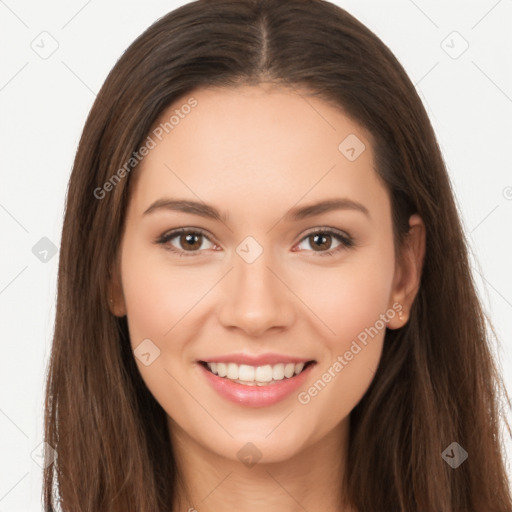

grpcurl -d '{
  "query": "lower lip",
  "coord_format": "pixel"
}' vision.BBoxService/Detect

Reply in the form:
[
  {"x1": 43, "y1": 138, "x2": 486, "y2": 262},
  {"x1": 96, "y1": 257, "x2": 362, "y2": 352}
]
[{"x1": 198, "y1": 362, "x2": 316, "y2": 407}]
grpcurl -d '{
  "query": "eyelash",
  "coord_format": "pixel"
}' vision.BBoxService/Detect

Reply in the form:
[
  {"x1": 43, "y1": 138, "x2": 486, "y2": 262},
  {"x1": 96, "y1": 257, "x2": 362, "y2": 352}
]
[{"x1": 156, "y1": 227, "x2": 355, "y2": 258}]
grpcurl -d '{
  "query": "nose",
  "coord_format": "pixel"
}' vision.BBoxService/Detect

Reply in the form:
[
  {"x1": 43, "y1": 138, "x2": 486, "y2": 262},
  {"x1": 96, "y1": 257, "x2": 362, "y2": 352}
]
[{"x1": 217, "y1": 247, "x2": 295, "y2": 337}]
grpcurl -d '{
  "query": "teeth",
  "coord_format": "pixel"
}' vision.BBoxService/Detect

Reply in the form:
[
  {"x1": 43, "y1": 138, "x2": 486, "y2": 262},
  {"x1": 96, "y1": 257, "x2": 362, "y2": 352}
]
[
  {"x1": 217, "y1": 362, "x2": 227, "y2": 377},
  {"x1": 239, "y1": 364, "x2": 255, "y2": 381},
  {"x1": 272, "y1": 363, "x2": 285, "y2": 380},
  {"x1": 205, "y1": 361, "x2": 309, "y2": 384},
  {"x1": 284, "y1": 363, "x2": 295, "y2": 378},
  {"x1": 255, "y1": 365, "x2": 273, "y2": 382},
  {"x1": 294, "y1": 362, "x2": 305, "y2": 374},
  {"x1": 227, "y1": 363, "x2": 238, "y2": 380}
]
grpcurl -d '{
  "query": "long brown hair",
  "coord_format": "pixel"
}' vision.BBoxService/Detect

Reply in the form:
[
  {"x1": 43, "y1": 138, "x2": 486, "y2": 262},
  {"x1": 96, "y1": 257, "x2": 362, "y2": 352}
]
[{"x1": 43, "y1": 0, "x2": 512, "y2": 510}]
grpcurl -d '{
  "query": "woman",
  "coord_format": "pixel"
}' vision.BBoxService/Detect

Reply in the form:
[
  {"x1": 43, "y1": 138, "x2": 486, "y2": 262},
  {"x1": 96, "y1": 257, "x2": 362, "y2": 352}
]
[{"x1": 43, "y1": 0, "x2": 512, "y2": 510}]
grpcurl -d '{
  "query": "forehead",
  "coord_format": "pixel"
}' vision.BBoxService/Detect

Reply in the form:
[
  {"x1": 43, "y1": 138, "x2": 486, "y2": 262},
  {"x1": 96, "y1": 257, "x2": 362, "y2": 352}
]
[{"x1": 129, "y1": 84, "x2": 389, "y2": 221}]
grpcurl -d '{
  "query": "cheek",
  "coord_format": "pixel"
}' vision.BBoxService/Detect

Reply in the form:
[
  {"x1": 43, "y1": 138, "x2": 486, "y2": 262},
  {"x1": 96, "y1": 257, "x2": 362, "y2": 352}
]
[
  {"x1": 297, "y1": 245, "x2": 395, "y2": 349},
  {"x1": 119, "y1": 246, "x2": 204, "y2": 413},
  {"x1": 292, "y1": 245, "x2": 395, "y2": 423},
  {"x1": 120, "y1": 243, "x2": 206, "y2": 346}
]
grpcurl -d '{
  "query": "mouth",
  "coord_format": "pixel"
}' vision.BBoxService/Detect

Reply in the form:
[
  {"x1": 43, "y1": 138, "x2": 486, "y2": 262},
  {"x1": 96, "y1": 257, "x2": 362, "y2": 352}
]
[
  {"x1": 198, "y1": 358, "x2": 317, "y2": 407},
  {"x1": 198, "y1": 360, "x2": 316, "y2": 386}
]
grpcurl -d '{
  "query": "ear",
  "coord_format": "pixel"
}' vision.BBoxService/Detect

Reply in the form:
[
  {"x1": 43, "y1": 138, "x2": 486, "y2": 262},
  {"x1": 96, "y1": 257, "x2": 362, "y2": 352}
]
[
  {"x1": 387, "y1": 214, "x2": 426, "y2": 329},
  {"x1": 107, "y1": 253, "x2": 127, "y2": 317}
]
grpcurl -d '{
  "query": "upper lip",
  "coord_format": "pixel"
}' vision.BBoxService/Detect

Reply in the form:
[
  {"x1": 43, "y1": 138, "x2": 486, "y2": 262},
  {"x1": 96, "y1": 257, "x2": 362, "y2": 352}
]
[{"x1": 199, "y1": 353, "x2": 315, "y2": 366}]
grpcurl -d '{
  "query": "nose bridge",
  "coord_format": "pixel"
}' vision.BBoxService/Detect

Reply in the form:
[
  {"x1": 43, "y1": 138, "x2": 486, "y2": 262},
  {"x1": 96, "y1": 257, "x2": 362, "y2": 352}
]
[{"x1": 218, "y1": 238, "x2": 294, "y2": 335}]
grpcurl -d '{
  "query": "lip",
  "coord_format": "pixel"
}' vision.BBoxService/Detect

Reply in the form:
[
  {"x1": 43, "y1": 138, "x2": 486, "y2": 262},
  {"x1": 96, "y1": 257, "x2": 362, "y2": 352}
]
[
  {"x1": 199, "y1": 353, "x2": 314, "y2": 366},
  {"x1": 198, "y1": 360, "x2": 316, "y2": 408}
]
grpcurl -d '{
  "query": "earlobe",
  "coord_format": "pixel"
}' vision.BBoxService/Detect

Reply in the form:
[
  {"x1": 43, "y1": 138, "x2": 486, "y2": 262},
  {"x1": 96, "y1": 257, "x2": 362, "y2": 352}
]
[
  {"x1": 387, "y1": 214, "x2": 426, "y2": 330},
  {"x1": 108, "y1": 288, "x2": 127, "y2": 317},
  {"x1": 387, "y1": 300, "x2": 407, "y2": 330},
  {"x1": 107, "y1": 261, "x2": 127, "y2": 317},
  {"x1": 388, "y1": 302, "x2": 406, "y2": 330}
]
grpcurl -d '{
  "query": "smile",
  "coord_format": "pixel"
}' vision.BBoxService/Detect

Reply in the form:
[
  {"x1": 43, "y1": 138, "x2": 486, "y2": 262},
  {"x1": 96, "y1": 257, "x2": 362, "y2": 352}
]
[
  {"x1": 201, "y1": 361, "x2": 314, "y2": 385},
  {"x1": 198, "y1": 360, "x2": 317, "y2": 407}
]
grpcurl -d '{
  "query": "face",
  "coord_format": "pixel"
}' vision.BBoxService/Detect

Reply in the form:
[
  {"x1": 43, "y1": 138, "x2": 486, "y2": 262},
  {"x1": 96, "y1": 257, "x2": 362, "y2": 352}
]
[{"x1": 112, "y1": 84, "x2": 413, "y2": 464}]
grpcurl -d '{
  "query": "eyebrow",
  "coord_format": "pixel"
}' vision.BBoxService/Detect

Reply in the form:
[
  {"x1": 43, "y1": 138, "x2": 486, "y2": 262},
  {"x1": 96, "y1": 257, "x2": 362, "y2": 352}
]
[{"x1": 143, "y1": 197, "x2": 370, "y2": 222}]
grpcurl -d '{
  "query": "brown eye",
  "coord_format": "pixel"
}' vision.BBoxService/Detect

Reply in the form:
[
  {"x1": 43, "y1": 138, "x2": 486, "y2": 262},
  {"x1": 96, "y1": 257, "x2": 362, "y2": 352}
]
[
  {"x1": 179, "y1": 232, "x2": 203, "y2": 251},
  {"x1": 295, "y1": 229, "x2": 354, "y2": 256},
  {"x1": 308, "y1": 233, "x2": 333, "y2": 251},
  {"x1": 157, "y1": 228, "x2": 216, "y2": 256}
]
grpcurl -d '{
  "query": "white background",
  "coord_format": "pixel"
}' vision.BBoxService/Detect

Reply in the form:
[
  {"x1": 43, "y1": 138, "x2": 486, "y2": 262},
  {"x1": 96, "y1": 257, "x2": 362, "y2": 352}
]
[{"x1": 0, "y1": 0, "x2": 511, "y2": 510}]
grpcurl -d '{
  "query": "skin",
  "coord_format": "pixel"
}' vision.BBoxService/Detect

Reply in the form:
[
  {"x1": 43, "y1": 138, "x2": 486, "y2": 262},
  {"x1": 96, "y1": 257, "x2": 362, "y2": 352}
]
[{"x1": 109, "y1": 83, "x2": 425, "y2": 512}]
